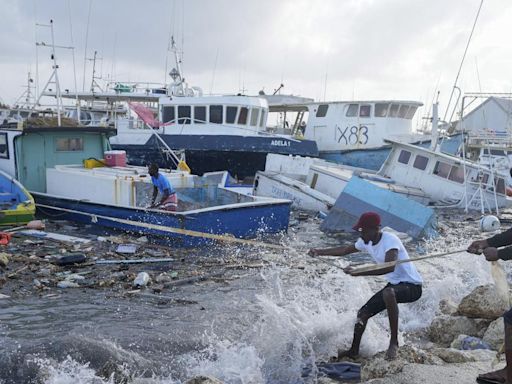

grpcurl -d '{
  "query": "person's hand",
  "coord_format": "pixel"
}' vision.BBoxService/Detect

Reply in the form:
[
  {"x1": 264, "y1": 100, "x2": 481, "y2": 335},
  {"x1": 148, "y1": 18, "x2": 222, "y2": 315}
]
[
  {"x1": 483, "y1": 247, "x2": 499, "y2": 261},
  {"x1": 343, "y1": 266, "x2": 354, "y2": 275},
  {"x1": 467, "y1": 240, "x2": 488, "y2": 254},
  {"x1": 308, "y1": 249, "x2": 320, "y2": 257}
]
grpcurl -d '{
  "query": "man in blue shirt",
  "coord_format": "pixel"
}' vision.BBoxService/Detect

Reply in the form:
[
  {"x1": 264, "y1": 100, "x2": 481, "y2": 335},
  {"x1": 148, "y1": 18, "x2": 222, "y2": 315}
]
[{"x1": 148, "y1": 163, "x2": 177, "y2": 211}]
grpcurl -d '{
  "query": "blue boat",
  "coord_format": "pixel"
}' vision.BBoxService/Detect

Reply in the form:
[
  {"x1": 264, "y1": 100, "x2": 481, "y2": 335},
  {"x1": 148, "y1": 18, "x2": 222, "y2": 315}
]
[{"x1": 0, "y1": 123, "x2": 291, "y2": 247}]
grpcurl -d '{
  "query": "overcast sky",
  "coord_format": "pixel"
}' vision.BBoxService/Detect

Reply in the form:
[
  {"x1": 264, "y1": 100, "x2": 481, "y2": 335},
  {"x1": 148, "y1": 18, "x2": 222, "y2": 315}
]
[{"x1": 1, "y1": 0, "x2": 511, "y2": 127}]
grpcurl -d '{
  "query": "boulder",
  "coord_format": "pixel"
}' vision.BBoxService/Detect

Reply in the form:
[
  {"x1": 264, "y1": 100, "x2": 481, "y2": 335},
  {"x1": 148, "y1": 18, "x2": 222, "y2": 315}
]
[
  {"x1": 457, "y1": 285, "x2": 509, "y2": 319},
  {"x1": 431, "y1": 348, "x2": 496, "y2": 363},
  {"x1": 483, "y1": 318, "x2": 505, "y2": 351},
  {"x1": 438, "y1": 298, "x2": 458, "y2": 316},
  {"x1": 185, "y1": 376, "x2": 223, "y2": 384},
  {"x1": 361, "y1": 345, "x2": 441, "y2": 381},
  {"x1": 428, "y1": 315, "x2": 491, "y2": 346}
]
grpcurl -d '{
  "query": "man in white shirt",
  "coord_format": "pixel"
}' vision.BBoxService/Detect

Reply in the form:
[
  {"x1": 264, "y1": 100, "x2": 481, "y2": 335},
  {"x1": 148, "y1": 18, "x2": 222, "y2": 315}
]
[{"x1": 309, "y1": 212, "x2": 423, "y2": 360}]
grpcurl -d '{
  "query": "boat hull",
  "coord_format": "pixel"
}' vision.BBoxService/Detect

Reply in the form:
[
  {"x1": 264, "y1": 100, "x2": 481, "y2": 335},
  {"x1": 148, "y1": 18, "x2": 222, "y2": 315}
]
[
  {"x1": 111, "y1": 134, "x2": 319, "y2": 179},
  {"x1": 33, "y1": 192, "x2": 291, "y2": 247}
]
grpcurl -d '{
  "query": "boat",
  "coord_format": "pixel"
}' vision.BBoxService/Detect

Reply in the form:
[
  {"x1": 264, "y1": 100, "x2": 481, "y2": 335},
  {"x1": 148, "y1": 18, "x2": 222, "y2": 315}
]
[
  {"x1": 0, "y1": 168, "x2": 35, "y2": 226},
  {"x1": 49, "y1": 39, "x2": 318, "y2": 180},
  {"x1": 0, "y1": 121, "x2": 291, "y2": 247},
  {"x1": 264, "y1": 95, "x2": 432, "y2": 170},
  {"x1": 253, "y1": 154, "x2": 429, "y2": 213}
]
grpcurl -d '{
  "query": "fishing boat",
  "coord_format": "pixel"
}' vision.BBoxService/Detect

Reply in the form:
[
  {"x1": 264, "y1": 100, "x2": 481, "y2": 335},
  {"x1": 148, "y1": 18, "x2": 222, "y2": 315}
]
[
  {"x1": 265, "y1": 96, "x2": 431, "y2": 170},
  {"x1": 0, "y1": 169, "x2": 35, "y2": 226},
  {"x1": 253, "y1": 154, "x2": 428, "y2": 213},
  {"x1": 0, "y1": 121, "x2": 291, "y2": 247}
]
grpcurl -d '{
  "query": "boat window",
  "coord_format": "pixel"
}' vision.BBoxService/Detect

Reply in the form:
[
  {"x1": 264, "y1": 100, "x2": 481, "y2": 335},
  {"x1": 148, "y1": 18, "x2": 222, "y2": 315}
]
[
  {"x1": 413, "y1": 155, "x2": 429, "y2": 170},
  {"x1": 259, "y1": 110, "x2": 266, "y2": 127},
  {"x1": 178, "y1": 106, "x2": 191, "y2": 124},
  {"x1": 56, "y1": 137, "x2": 83, "y2": 152},
  {"x1": 162, "y1": 106, "x2": 175, "y2": 123},
  {"x1": 194, "y1": 106, "x2": 206, "y2": 124},
  {"x1": 405, "y1": 106, "x2": 418, "y2": 119},
  {"x1": 433, "y1": 161, "x2": 451, "y2": 178},
  {"x1": 448, "y1": 165, "x2": 465, "y2": 183},
  {"x1": 398, "y1": 105, "x2": 410, "y2": 118},
  {"x1": 0, "y1": 133, "x2": 8, "y2": 159},
  {"x1": 346, "y1": 104, "x2": 359, "y2": 117},
  {"x1": 375, "y1": 103, "x2": 389, "y2": 117},
  {"x1": 250, "y1": 108, "x2": 259, "y2": 126},
  {"x1": 490, "y1": 149, "x2": 506, "y2": 156},
  {"x1": 226, "y1": 106, "x2": 238, "y2": 124},
  {"x1": 398, "y1": 150, "x2": 412, "y2": 164},
  {"x1": 359, "y1": 105, "x2": 371, "y2": 118},
  {"x1": 209, "y1": 105, "x2": 223, "y2": 124},
  {"x1": 495, "y1": 177, "x2": 506, "y2": 195},
  {"x1": 316, "y1": 104, "x2": 329, "y2": 117},
  {"x1": 389, "y1": 104, "x2": 399, "y2": 117},
  {"x1": 238, "y1": 107, "x2": 248, "y2": 125}
]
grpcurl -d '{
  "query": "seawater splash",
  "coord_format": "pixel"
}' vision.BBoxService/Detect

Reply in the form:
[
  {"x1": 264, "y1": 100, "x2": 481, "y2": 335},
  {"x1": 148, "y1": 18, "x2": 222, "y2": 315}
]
[{"x1": 2, "y1": 214, "x2": 510, "y2": 383}]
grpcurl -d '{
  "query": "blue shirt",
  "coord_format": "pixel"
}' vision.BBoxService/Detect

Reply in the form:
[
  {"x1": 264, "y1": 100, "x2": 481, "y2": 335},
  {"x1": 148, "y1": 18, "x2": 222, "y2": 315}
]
[{"x1": 151, "y1": 173, "x2": 175, "y2": 194}]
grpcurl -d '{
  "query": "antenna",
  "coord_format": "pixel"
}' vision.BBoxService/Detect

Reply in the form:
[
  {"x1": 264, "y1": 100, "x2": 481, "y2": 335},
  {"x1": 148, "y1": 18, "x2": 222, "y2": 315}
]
[
  {"x1": 35, "y1": 20, "x2": 74, "y2": 126},
  {"x1": 87, "y1": 50, "x2": 104, "y2": 93},
  {"x1": 82, "y1": 0, "x2": 93, "y2": 91}
]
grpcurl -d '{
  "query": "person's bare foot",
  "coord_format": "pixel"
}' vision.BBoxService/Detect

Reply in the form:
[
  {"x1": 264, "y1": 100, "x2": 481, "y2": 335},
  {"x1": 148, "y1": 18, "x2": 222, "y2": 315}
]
[
  {"x1": 477, "y1": 368, "x2": 507, "y2": 383},
  {"x1": 385, "y1": 343, "x2": 398, "y2": 360}
]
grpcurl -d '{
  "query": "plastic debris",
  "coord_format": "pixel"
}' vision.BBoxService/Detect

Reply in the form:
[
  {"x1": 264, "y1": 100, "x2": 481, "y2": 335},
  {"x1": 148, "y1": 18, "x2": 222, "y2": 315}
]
[
  {"x1": 133, "y1": 272, "x2": 150, "y2": 287},
  {"x1": 0, "y1": 252, "x2": 9, "y2": 268},
  {"x1": 57, "y1": 280, "x2": 80, "y2": 288},
  {"x1": 115, "y1": 244, "x2": 138, "y2": 254}
]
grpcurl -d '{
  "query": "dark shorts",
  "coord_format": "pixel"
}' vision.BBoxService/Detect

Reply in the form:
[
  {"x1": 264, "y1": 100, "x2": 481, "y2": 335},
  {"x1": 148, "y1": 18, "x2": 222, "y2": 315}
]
[
  {"x1": 504, "y1": 308, "x2": 512, "y2": 324},
  {"x1": 359, "y1": 282, "x2": 422, "y2": 319}
]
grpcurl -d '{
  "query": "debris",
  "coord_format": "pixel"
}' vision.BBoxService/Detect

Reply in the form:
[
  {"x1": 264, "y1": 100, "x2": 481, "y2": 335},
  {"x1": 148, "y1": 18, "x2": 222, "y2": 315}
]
[
  {"x1": 136, "y1": 236, "x2": 149, "y2": 244},
  {"x1": 0, "y1": 293, "x2": 10, "y2": 299},
  {"x1": 57, "y1": 280, "x2": 80, "y2": 288},
  {"x1": 7, "y1": 266, "x2": 28, "y2": 278},
  {"x1": 18, "y1": 230, "x2": 91, "y2": 244},
  {"x1": 54, "y1": 253, "x2": 87, "y2": 266},
  {"x1": 133, "y1": 272, "x2": 150, "y2": 287},
  {"x1": 0, "y1": 252, "x2": 9, "y2": 268},
  {"x1": 163, "y1": 272, "x2": 224, "y2": 288},
  {"x1": 95, "y1": 258, "x2": 174, "y2": 265},
  {"x1": 115, "y1": 244, "x2": 138, "y2": 254}
]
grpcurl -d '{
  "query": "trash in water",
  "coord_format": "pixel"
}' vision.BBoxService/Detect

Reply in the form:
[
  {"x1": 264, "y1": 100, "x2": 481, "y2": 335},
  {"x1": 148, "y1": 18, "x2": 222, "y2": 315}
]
[
  {"x1": 116, "y1": 244, "x2": 138, "y2": 254},
  {"x1": 133, "y1": 272, "x2": 150, "y2": 287}
]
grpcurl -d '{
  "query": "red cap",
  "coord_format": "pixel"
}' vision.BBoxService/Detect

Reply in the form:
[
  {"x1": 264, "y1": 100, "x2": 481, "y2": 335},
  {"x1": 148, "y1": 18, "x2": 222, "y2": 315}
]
[{"x1": 352, "y1": 212, "x2": 381, "y2": 231}]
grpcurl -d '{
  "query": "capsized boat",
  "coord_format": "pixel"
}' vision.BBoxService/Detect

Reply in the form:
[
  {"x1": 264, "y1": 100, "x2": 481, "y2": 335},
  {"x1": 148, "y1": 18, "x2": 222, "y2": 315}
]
[{"x1": 0, "y1": 168, "x2": 35, "y2": 226}]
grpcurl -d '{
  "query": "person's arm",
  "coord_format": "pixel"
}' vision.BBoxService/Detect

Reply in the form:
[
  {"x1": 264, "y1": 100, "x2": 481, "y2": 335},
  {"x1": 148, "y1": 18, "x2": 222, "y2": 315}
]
[
  {"x1": 486, "y1": 228, "x2": 512, "y2": 248},
  {"x1": 151, "y1": 186, "x2": 158, "y2": 207},
  {"x1": 348, "y1": 248, "x2": 398, "y2": 276},
  {"x1": 309, "y1": 244, "x2": 357, "y2": 257},
  {"x1": 482, "y1": 246, "x2": 512, "y2": 261}
]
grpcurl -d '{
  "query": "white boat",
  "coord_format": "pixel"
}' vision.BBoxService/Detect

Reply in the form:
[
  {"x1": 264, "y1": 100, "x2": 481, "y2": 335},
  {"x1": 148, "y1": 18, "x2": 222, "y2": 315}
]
[
  {"x1": 253, "y1": 154, "x2": 429, "y2": 212},
  {"x1": 265, "y1": 97, "x2": 430, "y2": 170},
  {"x1": 377, "y1": 139, "x2": 512, "y2": 211}
]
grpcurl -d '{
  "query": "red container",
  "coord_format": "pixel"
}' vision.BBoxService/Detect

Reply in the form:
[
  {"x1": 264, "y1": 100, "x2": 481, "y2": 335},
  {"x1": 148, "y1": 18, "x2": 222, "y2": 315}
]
[{"x1": 104, "y1": 150, "x2": 127, "y2": 167}]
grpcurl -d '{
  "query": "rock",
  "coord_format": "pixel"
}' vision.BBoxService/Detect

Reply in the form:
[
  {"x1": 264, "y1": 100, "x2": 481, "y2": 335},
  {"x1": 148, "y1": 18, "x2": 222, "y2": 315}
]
[
  {"x1": 438, "y1": 298, "x2": 458, "y2": 316},
  {"x1": 483, "y1": 318, "x2": 505, "y2": 351},
  {"x1": 457, "y1": 285, "x2": 509, "y2": 319},
  {"x1": 97, "y1": 360, "x2": 131, "y2": 384},
  {"x1": 431, "y1": 348, "x2": 496, "y2": 363},
  {"x1": 361, "y1": 345, "x2": 441, "y2": 381},
  {"x1": 0, "y1": 252, "x2": 9, "y2": 268},
  {"x1": 184, "y1": 376, "x2": 223, "y2": 384},
  {"x1": 428, "y1": 315, "x2": 491, "y2": 346}
]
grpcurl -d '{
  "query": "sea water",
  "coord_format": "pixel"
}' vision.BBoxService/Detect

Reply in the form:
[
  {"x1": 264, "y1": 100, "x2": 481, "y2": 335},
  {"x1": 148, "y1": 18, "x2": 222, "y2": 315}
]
[{"x1": 0, "y1": 215, "x2": 506, "y2": 383}]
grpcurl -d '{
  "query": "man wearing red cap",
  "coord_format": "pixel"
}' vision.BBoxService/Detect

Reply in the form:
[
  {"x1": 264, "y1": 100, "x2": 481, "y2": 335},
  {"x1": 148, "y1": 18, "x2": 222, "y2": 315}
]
[{"x1": 309, "y1": 211, "x2": 423, "y2": 360}]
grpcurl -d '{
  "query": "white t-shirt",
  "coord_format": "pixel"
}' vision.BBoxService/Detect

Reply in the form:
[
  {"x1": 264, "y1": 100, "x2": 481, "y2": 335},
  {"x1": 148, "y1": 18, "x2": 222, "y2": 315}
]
[{"x1": 354, "y1": 232, "x2": 423, "y2": 285}]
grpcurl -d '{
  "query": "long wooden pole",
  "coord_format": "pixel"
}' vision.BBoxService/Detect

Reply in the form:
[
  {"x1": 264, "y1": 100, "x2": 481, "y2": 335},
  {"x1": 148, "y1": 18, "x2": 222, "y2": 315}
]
[{"x1": 349, "y1": 248, "x2": 468, "y2": 274}]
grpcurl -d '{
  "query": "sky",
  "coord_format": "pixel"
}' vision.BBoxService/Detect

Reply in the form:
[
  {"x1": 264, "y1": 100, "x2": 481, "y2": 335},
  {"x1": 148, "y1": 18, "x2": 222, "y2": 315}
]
[{"x1": 1, "y1": 0, "x2": 511, "y2": 128}]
